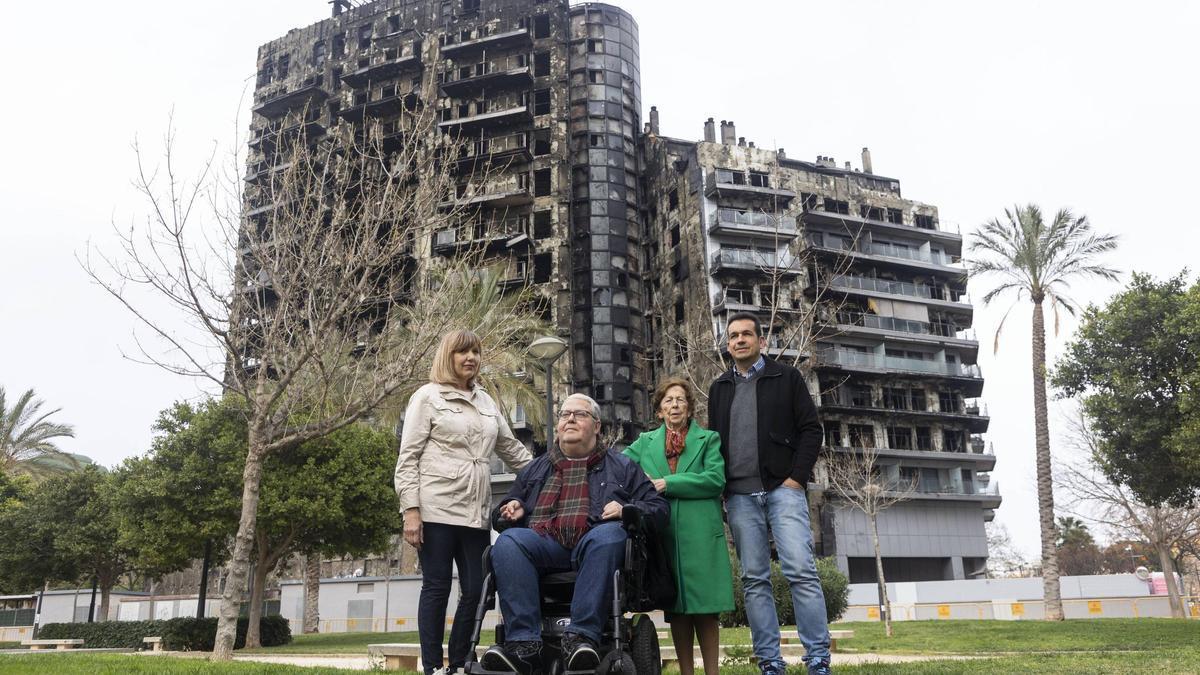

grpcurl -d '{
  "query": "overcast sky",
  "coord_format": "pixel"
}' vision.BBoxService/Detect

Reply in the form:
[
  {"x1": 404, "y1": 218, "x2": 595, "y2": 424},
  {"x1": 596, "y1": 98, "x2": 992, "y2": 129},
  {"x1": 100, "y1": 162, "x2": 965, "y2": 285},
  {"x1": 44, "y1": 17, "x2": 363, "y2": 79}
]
[{"x1": 2, "y1": 0, "x2": 1197, "y2": 559}]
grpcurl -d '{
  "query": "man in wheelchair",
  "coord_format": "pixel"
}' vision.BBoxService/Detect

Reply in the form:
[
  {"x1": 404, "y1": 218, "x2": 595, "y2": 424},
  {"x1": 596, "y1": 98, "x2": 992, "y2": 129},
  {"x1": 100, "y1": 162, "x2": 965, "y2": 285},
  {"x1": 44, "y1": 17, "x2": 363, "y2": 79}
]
[{"x1": 473, "y1": 393, "x2": 669, "y2": 675}]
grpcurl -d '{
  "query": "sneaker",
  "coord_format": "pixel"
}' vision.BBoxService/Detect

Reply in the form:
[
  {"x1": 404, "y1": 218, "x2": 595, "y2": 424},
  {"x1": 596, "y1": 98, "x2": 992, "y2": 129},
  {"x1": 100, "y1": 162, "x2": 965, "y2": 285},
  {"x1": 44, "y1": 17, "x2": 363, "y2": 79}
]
[
  {"x1": 807, "y1": 659, "x2": 832, "y2": 675},
  {"x1": 480, "y1": 640, "x2": 542, "y2": 675},
  {"x1": 560, "y1": 632, "x2": 600, "y2": 671},
  {"x1": 760, "y1": 662, "x2": 786, "y2": 675}
]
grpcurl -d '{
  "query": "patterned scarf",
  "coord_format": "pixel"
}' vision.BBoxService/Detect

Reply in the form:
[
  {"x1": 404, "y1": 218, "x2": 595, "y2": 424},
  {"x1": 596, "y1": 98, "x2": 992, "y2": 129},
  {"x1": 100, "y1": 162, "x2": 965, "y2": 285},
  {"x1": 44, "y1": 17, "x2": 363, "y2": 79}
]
[
  {"x1": 665, "y1": 427, "x2": 686, "y2": 474},
  {"x1": 530, "y1": 443, "x2": 605, "y2": 549}
]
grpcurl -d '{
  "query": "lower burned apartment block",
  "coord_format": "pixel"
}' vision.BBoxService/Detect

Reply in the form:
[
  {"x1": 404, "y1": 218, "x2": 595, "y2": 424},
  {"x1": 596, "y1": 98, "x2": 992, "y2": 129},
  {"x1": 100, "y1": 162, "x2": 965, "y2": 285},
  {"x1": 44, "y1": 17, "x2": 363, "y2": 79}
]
[
  {"x1": 248, "y1": 0, "x2": 998, "y2": 582},
  {"x1": 641, "y1": 115, "x2": 999, "y2": 582}
]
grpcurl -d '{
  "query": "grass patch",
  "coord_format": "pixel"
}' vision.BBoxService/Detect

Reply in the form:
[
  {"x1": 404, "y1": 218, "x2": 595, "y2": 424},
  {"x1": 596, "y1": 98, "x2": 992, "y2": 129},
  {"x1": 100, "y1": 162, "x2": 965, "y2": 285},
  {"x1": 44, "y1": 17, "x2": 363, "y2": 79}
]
[
  {"x1": 237, "y1": 629, "x2": 495, "y2": 654},
  {"x1": 700, "y1": 649, "x2": 1200, "y2": 674},
  {"x1": 0, "y1": 653, "x2": 365, "y2": 674},
  {"x1": 826, "y1": 618, "x2": 1200, "y2": 654}
]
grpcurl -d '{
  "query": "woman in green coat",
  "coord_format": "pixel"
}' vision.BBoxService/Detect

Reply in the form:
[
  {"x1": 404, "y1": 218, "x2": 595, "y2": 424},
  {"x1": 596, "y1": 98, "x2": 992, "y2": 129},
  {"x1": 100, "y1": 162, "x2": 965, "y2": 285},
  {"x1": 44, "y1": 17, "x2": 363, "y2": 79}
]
[{"x1": 624, "y1": 377, "x2": 734, "y2": 675}]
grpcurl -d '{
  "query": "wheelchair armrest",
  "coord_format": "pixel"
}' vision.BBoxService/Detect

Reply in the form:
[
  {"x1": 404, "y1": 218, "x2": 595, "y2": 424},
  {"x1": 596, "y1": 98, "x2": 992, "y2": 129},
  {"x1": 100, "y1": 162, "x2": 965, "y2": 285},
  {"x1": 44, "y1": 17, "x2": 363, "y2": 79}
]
[{"x1": 621, "y1": 503, "x2": 644, "y2": 532}]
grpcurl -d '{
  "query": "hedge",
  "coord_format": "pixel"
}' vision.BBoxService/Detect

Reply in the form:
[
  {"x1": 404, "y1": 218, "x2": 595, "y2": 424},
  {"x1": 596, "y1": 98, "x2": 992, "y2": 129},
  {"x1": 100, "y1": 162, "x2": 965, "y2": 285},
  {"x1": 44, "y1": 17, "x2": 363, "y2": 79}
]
[
  {"x1": 720, "y1": 555, "x2": 850, "y2": 627},
  {"x1": 36, "y1": 616, "x2": 291, "y2": 651}
]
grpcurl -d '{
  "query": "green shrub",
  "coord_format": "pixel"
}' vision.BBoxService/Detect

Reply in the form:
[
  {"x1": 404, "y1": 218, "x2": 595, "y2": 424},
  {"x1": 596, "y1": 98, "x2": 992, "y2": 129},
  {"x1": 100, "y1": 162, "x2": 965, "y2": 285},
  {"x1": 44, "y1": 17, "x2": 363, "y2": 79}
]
[
  {"x1": 37, "y1": 620, "x2": 167, "y2": 648},
  {"x1": 816, "y1": 556, "x2": 849, "y2": 623},
  {"x1": 720, "y1": 555, "x2": 850, "y2": 626},
  {"x1": 161, "y1": 616, "x2": 292, "y2": 651},
  {"x1": 36, "y1": 616, "x2": 291, "y2": 651}
]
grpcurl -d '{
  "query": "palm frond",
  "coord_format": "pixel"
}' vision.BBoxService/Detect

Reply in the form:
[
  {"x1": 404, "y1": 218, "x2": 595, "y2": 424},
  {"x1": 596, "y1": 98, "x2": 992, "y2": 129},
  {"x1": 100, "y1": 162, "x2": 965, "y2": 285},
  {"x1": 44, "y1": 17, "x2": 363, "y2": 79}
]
[{"x1": 992, "y1": 300, "x2": 1019, "y2": 355}]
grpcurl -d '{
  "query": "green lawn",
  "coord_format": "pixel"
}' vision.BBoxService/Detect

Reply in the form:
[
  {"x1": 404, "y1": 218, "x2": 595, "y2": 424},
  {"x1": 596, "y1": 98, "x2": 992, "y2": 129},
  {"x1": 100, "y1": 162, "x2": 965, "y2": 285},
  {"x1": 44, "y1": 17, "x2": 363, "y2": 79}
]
[
  {"x1": 242, "y1": 618, "x2": 1199, "y2": 656},
  {"x1": 0, "y1": 653, "x2": 362, "y2": 674},
  {"x1": 6, "y1": 619, "x2": 1194, "y2": 674},
  {"x1": 3, "y1": 649, "x2": 1200, "y2": 675},
  {"x1": 829, "y1": 618, "x2": 1200, "y2": 654}
]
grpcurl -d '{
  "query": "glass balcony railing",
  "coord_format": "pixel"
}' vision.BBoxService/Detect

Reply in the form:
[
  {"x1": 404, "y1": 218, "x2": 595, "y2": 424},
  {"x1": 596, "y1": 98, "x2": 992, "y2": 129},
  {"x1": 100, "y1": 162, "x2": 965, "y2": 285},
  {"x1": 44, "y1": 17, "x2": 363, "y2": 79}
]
[
  {"x1": 828, "y1": 274, "x2": 971, "y2": 304},
  {"x1": 712, "y1": 249, "x2": 802, "y2": 270},
  {"x1": 866, "y1": 242, "x2": 961, "y2": 266},
  {"x1": 818, "y1": 348, "x2": 982, "y2": 378},
  {"x1": 715, "y1": 208, "x2": 798, "y2": 232}
]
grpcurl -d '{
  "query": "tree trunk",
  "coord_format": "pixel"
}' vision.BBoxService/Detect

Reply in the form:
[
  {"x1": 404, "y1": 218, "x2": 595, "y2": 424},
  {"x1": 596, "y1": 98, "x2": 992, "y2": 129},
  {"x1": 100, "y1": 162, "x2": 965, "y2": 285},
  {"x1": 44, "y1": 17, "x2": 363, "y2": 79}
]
[
  {"x1": 1156, "y1": 545, "x2": 1185, "y2": 618},
  {"x1": 304, "y1": 554, "x2": 321, "y2": 634},
  {"x1": 870, "y1": 513, "x2": 893, "y2": 637},
  {"x1": 88, "y1": 577, "x2": 98, "y2": 623},
  {"x1": 1031, "y1": 301, "x2": 1064, "y2": 621},
  {"x1": 197, "y1": 540, "x2": 212, "y2": 619},
  {"x1": 98, "y1": 578, "x2": 111, "y2": 619},
  {"x1": 213, "y1": 441, "x2": 267, "y2": 660},
  {"x1": 245, "y1": 558, "x2": 270, "y2": 649}
]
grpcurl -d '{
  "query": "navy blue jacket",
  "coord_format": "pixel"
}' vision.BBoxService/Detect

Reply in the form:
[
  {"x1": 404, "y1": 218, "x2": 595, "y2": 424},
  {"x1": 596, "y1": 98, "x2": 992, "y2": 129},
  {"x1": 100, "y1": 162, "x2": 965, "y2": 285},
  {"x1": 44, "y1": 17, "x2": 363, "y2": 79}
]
[{"x1": 491, "y1": 447, "x2": 669, "y2": 534}]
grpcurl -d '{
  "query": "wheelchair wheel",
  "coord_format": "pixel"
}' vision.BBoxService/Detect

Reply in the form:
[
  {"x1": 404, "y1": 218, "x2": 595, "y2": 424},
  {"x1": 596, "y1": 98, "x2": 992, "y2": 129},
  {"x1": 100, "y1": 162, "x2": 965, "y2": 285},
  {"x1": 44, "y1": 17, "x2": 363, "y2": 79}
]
[
  {"x1": 627, "y1": 614, "x2": 661, "y2": 675},
  {"x1": 597, "y1": 651, "x2": 636, "y2": 675}
]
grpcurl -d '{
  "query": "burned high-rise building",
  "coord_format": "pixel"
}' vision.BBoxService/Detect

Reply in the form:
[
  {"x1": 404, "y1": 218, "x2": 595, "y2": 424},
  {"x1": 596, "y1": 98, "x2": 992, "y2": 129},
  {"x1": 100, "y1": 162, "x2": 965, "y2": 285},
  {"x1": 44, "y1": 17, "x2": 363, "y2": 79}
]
[{"x1": 247, "y1": 0, "x2": 649, "y2": 440}]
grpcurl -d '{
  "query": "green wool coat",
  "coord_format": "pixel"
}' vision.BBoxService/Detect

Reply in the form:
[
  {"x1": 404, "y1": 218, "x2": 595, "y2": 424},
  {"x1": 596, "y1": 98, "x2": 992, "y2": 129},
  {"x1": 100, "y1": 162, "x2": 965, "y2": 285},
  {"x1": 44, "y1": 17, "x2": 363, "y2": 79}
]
[{"x1": 623, "y1": 420, "x2": 735, "y2": 615}]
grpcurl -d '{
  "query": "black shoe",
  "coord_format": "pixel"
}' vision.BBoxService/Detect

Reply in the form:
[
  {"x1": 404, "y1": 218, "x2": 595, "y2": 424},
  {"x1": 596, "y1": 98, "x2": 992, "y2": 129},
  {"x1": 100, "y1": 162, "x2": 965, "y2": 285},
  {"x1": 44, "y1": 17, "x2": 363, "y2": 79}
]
[
  {"x1": 807, "y1": 659, "x2": 832, "y2": 675},
  {"x1": 480, "y1": 640, "x2": 542, "y2": 674},
  {"x1": 560, "y1": 632, "x2": 599, "y2": 671}
]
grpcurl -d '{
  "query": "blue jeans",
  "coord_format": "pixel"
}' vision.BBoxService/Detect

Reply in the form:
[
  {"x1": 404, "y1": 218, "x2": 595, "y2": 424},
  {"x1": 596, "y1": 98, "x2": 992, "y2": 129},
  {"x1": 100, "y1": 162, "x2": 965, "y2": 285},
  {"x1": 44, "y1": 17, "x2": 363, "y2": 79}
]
[
  {"x1": 417, "y1": 522, "x2": 490, "y2": 675},
  {"x1": 490, "y1": 522, "x2": 627, "y2": 644},
  {"x1": 727, "y1": 486, "x2": 831, "y2": 668}
]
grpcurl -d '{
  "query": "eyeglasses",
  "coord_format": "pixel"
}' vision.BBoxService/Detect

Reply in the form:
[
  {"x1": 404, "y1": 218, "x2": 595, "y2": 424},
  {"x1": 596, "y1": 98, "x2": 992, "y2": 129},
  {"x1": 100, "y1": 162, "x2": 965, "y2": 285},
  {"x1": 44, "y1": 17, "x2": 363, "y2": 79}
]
[{"x1": 557, "y1": 409, "x2": 597, "y2": 422}]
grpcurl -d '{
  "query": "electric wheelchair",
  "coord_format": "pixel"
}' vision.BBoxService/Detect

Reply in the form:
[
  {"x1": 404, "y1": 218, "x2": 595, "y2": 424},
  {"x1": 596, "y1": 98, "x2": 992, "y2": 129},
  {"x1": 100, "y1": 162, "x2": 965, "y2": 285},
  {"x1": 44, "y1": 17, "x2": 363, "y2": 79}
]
[{"x1": 463, "y1": 505, "x2": 668, "y2": 675}]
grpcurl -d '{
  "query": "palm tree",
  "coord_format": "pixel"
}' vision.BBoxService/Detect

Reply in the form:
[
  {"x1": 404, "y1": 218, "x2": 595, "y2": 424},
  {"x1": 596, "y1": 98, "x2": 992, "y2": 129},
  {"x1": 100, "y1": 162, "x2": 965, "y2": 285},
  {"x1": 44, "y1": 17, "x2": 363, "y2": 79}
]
[
  {"x1": 968, "y1": 204, "x2": 1118, "y2": 621},
  {"x1": 1, "y1": 387, "x2": 78, "y2": 478},
  {"x1": 1055, "y1": 516, "x2": 1093, "y2": 547}
]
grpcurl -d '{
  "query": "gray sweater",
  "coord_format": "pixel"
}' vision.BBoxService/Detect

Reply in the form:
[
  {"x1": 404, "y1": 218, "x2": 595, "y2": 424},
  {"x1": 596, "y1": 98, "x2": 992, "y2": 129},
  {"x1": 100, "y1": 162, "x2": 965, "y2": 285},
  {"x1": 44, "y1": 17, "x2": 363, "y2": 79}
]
[{"x1": 726, "y1": 372, "x2": 764, "y2": 494}]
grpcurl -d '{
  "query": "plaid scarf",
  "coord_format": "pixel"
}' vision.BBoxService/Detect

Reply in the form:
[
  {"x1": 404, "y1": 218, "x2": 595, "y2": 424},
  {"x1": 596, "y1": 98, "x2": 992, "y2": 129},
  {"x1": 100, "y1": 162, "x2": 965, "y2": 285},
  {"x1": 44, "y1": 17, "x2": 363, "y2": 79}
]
[{"x1": 530, "y1": 444, "x2": 605, "y2": 549}]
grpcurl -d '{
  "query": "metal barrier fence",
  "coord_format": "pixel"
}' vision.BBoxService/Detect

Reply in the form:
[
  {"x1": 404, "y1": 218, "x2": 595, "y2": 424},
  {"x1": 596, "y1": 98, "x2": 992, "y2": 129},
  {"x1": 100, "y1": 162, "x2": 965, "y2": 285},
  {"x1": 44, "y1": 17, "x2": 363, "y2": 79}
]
[{"x1": 842, "y1": 595, "x2": 1200, "y2": 622}]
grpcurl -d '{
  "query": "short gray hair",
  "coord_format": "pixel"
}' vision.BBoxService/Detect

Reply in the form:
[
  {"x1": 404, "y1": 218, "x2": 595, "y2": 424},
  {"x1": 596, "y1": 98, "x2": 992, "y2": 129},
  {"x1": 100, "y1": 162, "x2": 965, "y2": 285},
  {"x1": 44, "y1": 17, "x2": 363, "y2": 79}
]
[{"x1": 561, "y1": 393, "x2": 601, "y2": 421}]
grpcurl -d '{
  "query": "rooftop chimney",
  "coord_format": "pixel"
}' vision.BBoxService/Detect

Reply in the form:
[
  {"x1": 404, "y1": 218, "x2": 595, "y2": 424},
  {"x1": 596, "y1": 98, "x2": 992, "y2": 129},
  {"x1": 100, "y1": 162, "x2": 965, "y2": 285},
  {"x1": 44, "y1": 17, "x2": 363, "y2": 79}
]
[
  {"x1": 331, "y1": 0, "x2": 351, "y2": 17},
  {"x1": 738, "y1": 137, "x2": 746, "y2": 147},
  {"x1": 777, "y1": 148, "x2": 786, "y2": 160},
  {"x1": 748, "y1": 141, "x2": 755, "y2": 149},
  {"x1": 721, "y1": 120, "x2": 737, "y2": 145},
  {"x1": 862, "y1": 147, "x2": 873, "y2": 174},
  {"x1": 844, "y1": 161, "x2": 851, "y2": 170},
  {"x1": 704, "y1": 118, "x2": 716, "y2": 143},
  {"x1": 649, "y1": 106, "x2": 660, "y2": 135}
]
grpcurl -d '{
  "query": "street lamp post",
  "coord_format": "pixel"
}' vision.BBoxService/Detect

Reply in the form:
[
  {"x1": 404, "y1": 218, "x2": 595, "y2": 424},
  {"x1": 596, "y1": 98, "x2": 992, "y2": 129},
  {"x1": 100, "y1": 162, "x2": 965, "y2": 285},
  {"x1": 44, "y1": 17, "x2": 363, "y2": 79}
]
[{"x1": 528, "y1": 336, "x2": 568, "y2": 453}]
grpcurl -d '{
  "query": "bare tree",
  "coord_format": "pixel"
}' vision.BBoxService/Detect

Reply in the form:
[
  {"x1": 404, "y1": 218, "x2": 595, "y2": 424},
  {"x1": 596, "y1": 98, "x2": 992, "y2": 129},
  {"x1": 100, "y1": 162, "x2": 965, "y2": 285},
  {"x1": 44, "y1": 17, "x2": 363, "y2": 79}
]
[
  {"x1": 81, "y1": 59, "x2": 544, "y2": 655},
  {"x1": 824, "y1": 443, "x2": 916, "y2": 636},
  {"x1": 985, "y1": 522, "x2": 1031, "y2": 578},
  {"x1": 1058, "y1": 413, "x2": 1200, "y2": 618}
]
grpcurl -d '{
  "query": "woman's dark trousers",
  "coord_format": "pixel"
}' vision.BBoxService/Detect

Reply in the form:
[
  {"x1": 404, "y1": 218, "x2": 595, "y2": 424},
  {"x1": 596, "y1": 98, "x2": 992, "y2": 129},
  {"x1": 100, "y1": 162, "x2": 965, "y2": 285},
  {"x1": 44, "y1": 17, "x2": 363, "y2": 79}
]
[{"x1": 417, "y1": 522, "x2": 490, "y2": 674}]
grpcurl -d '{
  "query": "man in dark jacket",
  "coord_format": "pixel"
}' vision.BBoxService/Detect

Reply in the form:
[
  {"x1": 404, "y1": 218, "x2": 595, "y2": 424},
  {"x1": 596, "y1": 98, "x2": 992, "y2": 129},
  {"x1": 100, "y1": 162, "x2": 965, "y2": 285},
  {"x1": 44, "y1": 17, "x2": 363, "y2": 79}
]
[
  {"x1": 708, "y1": 313, "x2": 831, "y2": 675},
  {"x1": 481, "y1": 393, "x2": 668, "y2": 675}
]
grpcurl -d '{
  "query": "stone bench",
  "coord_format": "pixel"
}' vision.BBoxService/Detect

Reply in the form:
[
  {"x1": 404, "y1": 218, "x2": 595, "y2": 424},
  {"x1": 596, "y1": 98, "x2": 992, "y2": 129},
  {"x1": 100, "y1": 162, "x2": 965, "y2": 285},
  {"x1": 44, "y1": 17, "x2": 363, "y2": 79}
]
[
  {"x1": 22, "y1": 639, "x2": 85, "y2": 651},
  {"x1": 780, "y1": 629, "x2": 855, "y2": 650},
  {"x1": 142, "y1": 636, "x2": 163, "y2": 652},
  {"x1": 368, "y1": 643, "x2": 424, "y2": 671}
]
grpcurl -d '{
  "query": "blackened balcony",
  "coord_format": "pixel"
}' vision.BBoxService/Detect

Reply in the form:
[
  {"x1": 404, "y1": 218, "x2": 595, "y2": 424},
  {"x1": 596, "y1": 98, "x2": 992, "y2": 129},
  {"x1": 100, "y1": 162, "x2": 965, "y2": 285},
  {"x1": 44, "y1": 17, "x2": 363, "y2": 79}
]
[
  {"x1": 705, "y1": 172, "x2": 795, "y2": 204},
  {"x1": 818, "y1": 393, "x2": 990, "y2": 433},
  {"x1": 815, "y1": 348, "x2": 984, "y2": 395},
  {"x1": 710, "y1": 249, "x2": 803, "y2": 276},
  {"x1": 438, "y1": 103, "x2": 532, "y2": 132},
  {"x1": 253, "y1": 81, "x2": 330, "y2": 119},
  {"x1": 440, "y1": 55, "x2": 533, "y2": 96},
  {"x1": 341, "y1": 48, "x2": 423, "y2": 88},
  {"x1": 454, "y1": 132, "x2": 532, "y2": 169},
  {"x1": 248, "y1": 113, "x2": 326, "y2": 157},
  {"x1": 439, "y1": 177, "x2": 533, "y2": 209},
  {"x1": 432, "y1": 217, "x2": 530, "y2": 255},
  {"x1": 827, "y1": 443, "x2": 997, "y2": 470},
  {"x1": 338, "y1": 86, "x2": 420, "y2": 122},
  {"x1": 708, "y1": 208, "x2": 798, "y2": 241},
  {"x1": 439, "y1": 26, "x2": 532, "y2": 57},
  {"x1": 801, "y1": 206, "x2": 963, "y2": 246}
]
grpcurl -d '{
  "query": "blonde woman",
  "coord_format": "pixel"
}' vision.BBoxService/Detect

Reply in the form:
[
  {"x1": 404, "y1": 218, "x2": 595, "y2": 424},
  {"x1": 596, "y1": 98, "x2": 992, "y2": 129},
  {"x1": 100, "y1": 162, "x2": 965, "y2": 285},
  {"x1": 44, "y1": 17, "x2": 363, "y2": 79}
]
[{"x1": 395, "y1": 329, "x2": 532, "y2": 675}]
